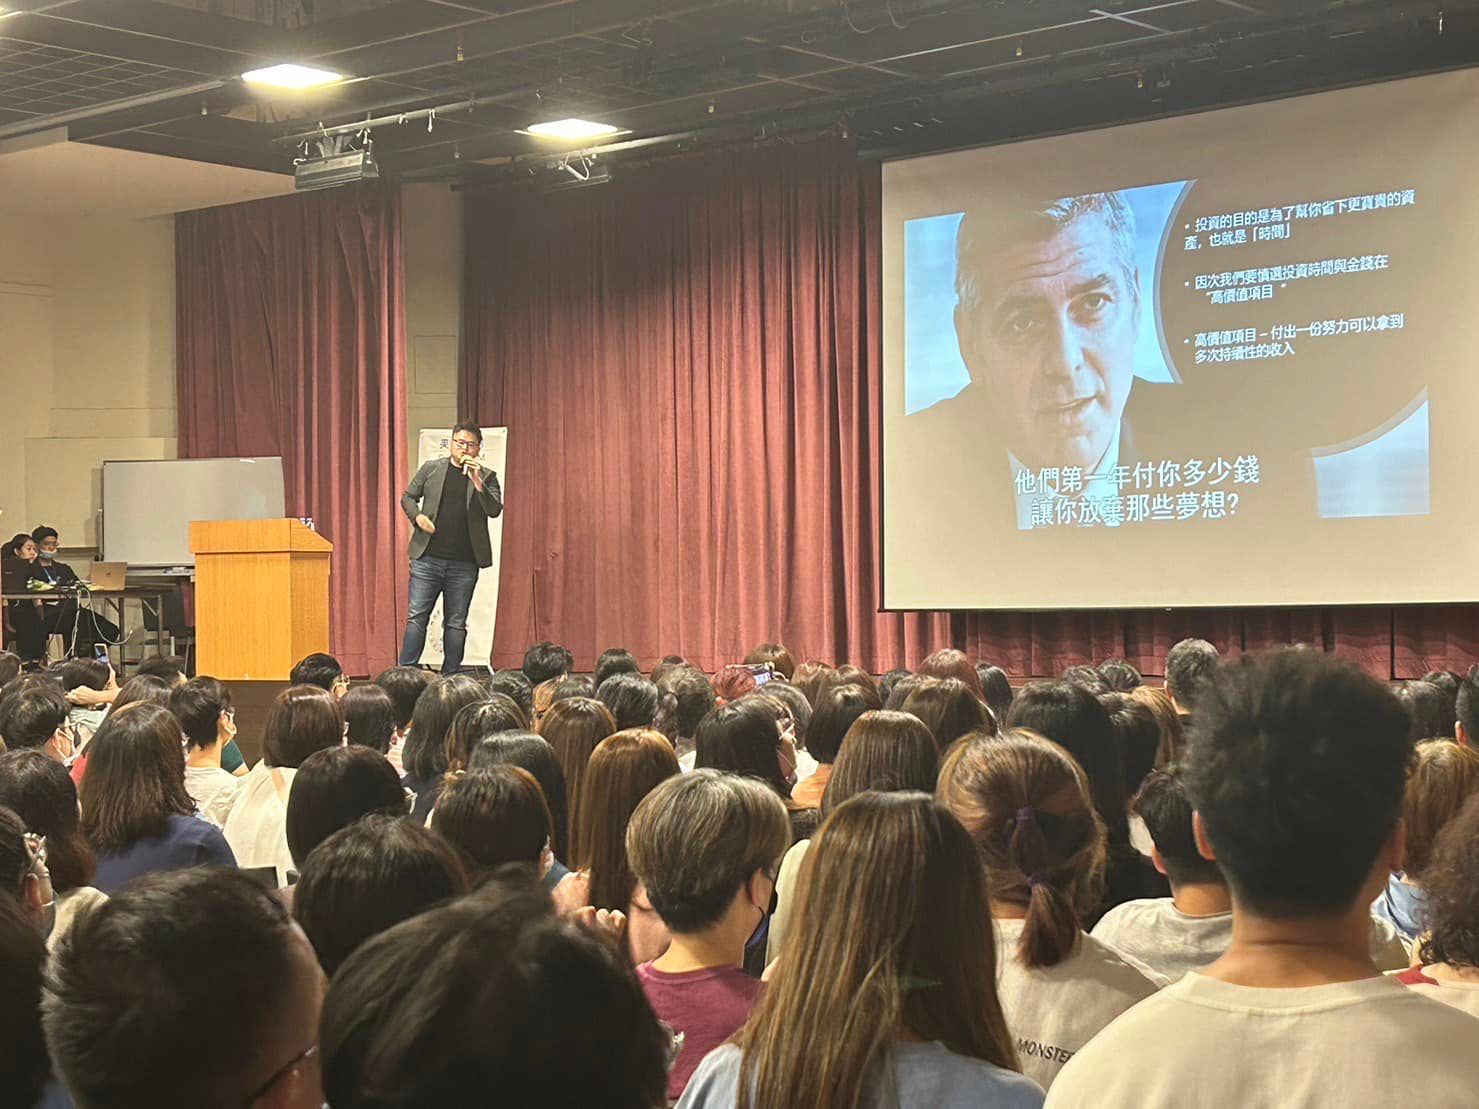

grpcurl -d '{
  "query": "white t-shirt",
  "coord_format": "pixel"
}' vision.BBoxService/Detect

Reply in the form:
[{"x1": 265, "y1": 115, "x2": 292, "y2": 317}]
[
  {"x1": 1045, "y1": 973, "x2": 1479, "y2": 1108},
  {"x1": 1397, "y1": 965, "x2": 1479, "y2": 1020},
  {"x1": 765, "y1": 838, "x2": 811, "y2": 966},
  {"x1": 221, "y1": 761, "x2": 297, "y2": 887},
  {"x1": 993, "y1": 917, "x2": 1165, "y2": 1091},
  {"x1": 184, "y1": 764, "x2": 243, "y2": 827}
]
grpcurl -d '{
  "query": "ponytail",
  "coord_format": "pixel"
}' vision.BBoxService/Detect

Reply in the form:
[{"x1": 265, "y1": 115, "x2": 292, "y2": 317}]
[{"x1": 1004, "y1": 806, "x2": 1085, "y2": 968}]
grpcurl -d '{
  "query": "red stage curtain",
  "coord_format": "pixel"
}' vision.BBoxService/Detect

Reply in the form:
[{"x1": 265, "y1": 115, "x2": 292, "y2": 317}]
[
  {"x1": 176, "y1": 183, "x2": 408, "y2": 677},
  {"x1": 462, "y1": 137, "x2": 1470, "y2": 679}
]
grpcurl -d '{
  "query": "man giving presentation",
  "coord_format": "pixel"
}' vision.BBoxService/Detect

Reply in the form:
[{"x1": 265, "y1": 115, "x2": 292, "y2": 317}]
[{"x1": 399, "y1": 420, "x2": 503, "y2": 674}]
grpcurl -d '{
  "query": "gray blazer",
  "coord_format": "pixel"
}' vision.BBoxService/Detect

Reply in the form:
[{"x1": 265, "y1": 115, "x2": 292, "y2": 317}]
[{"x1": 401, "y1": 458, "x2": 504, "y2": 568}]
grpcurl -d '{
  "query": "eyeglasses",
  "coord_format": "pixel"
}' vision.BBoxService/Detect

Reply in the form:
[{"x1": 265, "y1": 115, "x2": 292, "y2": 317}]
[
  {"x1": 451, "y1": 438, "x2": 480, "y2": 450},
  {"x1": 242, "y1": 1043, "x2": 318, "y2": 1107}
]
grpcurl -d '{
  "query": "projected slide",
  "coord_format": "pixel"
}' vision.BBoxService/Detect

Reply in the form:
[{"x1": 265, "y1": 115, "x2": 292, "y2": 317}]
[{"x1": 882, "y1": 70, "x2": 1479, "y2": 610}]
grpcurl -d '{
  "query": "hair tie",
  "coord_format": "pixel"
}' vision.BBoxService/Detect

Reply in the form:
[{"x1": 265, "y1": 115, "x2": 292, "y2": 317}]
[
  {"x1": 1015, "y1": 806, "x2": 1035, "y2": 827},
  {"x1": 1027, "y1": 873, "x2": 1049, "y2": 890}
]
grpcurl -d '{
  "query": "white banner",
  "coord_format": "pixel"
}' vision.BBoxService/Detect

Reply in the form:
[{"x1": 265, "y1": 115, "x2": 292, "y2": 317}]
[{"x1": 415, "y1": 427, "x2": 508, "y2": 670}]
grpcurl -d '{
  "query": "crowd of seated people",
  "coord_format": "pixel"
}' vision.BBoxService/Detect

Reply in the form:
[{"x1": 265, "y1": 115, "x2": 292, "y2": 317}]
[{"x1": 1, "y1": 639, "x2": 1479, "y2": 1107}]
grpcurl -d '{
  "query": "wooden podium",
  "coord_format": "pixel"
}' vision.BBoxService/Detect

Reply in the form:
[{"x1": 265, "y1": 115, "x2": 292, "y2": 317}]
[{"x1": 190, "y1": 519, "x2": 332, "y2": 681}]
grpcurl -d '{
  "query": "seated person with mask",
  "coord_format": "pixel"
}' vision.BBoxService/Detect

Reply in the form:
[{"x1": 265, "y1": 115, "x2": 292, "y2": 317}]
[{"x1": 29, "y1": 526, "x2": 121, "y2": 657}]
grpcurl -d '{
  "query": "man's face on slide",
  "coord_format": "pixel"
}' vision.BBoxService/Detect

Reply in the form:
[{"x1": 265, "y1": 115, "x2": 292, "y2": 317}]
[{"x1": 955, "y1": 213, "x2": 1139, "y2": 472}]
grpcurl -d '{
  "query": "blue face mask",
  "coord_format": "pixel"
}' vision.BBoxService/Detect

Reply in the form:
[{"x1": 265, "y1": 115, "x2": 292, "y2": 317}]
[{"x1": 38, "y1": 550, "x2": 55, "y2": 561}]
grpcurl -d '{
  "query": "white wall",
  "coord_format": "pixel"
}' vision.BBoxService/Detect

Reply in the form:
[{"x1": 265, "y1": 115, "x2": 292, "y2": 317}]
[
  {"x1": 402, "y1": 183, "x2": 463, "y2": 473},
  {"x1": 0, "y1": 212, "x2": 177, "y2": 550}
]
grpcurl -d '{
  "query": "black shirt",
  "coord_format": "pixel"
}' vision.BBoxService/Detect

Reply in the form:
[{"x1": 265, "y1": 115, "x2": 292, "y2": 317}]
[{"x1": 423, "y1": 462, "x2": 478, "y2": 564}]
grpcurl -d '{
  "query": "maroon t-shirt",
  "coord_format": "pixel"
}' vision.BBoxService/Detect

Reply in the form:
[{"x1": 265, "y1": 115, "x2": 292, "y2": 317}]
[{"x1": 637, "y1": 962, "x2": 763, "y2": 1100}]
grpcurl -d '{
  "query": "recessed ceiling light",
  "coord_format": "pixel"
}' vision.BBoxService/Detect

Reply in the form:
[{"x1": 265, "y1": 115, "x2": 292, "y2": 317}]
[
  {"x1": 521, "y1": 118, "x2": 622, "y2": 140},
  {"x1": 242, "y1": 64, "x2": 343, "y2": 89}
]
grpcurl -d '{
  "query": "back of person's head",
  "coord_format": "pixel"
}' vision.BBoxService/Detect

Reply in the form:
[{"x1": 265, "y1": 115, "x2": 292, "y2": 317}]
[
  {"x1": 883, "y1": 672, "x2": 926, "y2": 711},
  {"x1": 80, "y1": 703, "x2": 194, "y2": 854},
  {"x1": 45, "y1": 868, "x2": 323, "y2": 1109},
  {"x1": 521, "y1": 640, "x2": 573, "y2": 685},
  {"x1": 593, "y1": 647, "x2": 641, "y2": 690},
  {"x1": 1007, "y1": 680, "x2": 1127, "y2": 840},
  {"x1": 445, "y1": 694, "x2": 529, "y2": 772},
  {"x1": 433, "y1": 766, "x2": 552, "y2": 879},
  {"x1": 821, "y1": 710, "x2": 940, "y2": 816},
  {"x1": 0, "y1": 684, "x2": 68, "y2": 751},
  {"x1": 320, "y1": 877, "x2": 669, "y2": 1109},
  {"x1": 655, "y1": 664, "x2": 715, "y2": 739},
  {"x1": 485, "y1": 669, "x2": 534, "y2": 719},
  {"x1": 293, "y1": 813, "x2": 468, "y2": 975},
  {"x1": 712, "y1": 664, "x2": 759, "y2": 703},
  {"x1": 976, "y1": 664, "x2": 1014, "y2": 724},
  {"x1": 1401, "y1": 740, "x2": 1479, "y2": 883},
  {"x1": 1395, "y1": 679, "x2": 1455, "y2": 742},
  {"x1": 738, "y1": 792, "x2": 1016, "y2": 1107},
  {"x1": 0, "y1": 805, "x2": 32, "y2": 896},
  {"x1": 1130, "y1": 767, "x2": 1221, "y2": 887},
  {"x1": 401, "y1": 673, "x2": 486, "y2": 781},
  {"x1": 0, "y1": 896, "x2": 48, "y2": 1107},
  {"x1": 536, "y1": 696, "x2": 615, "y2": 844},
  {"x1": 805, "y1": 683, "x2": 883, "y2": 764},
  {"x1": 290, "y1": 651, "x2": 344, "y2": 693},
  {"x1": 549, "y1": 675, "x2": 595, "y2": 706},
  {"x1": 596, "y1": 671, "x2": 660, "y2": 731},
  {"x1": 286, "y1": 746, "x2": 407, "y2": 870},
  {"x1": 133, "y1": 655, "x2": 186, "y2": 687},
  {"x1": 373, "y1": 665, "x2": 432, "y2": 730},
  {"x1": 0, "y1": 650, "x2": 21, "y2": 689},
  {"x1": 263, "y1": 683, "x2": 344, "y2": 769},
  {"x1": 901, "y1": 677, "x2": 995, "y2": 751},
  {"x1": 754, "y1": 679, "x2": 812, "y2": 747},
  {"x1": 695, "y1": 699, "x2": 789, "y2": 798},
  {"x1": 1187, "y1": 649, "x2": 1412, "y2": 918},
  {"x1": 627, "y1": 769, "x2": 789, "y2": 933},
  {"x1": 1061, "y1": 664, "x2": 1110, "y2": 696},
  {"x1": 744, "y1": 643, "x2": 797, "y2": 681},
  {"x1": 1419, "y1": 793, "x2": 1479, "y2": 971},
  {"x1": 0, "y1": 749, "x2": 95, "y2": 893},
  {"x1": 1102, "y1": 692, "x2": 1161, "y2": 799},
  {"x1": 877, "y1": 667, "x2": 911, "y2": 706},
  {"x1": 1165, "y1": 638, "x2": 1220, "y2": 710},
  {"x1": 1128, "y1": 684, "x2": 1185, "y2": 768},
  {"x1": 57, "y1": 658, "x2": 111, "y2": 694},
  {"x1": 1420, "y1": 671, "x2": 1460, "y2": 736},
  {"x1": 916, "y1": 648, "x2": 985, "y2": 698},
  {"x1": 341, "y1": 683, "x2": 398, "y2": 753},
  {"x1": 1097, "y1": 658, "x2": 1142, "y2": 692},
  {"x1": 109, "y1": 673, "x2": 172, "y2": 713},
  {"x1": 469, "y1": 731, "x2": 571, "y2": 863},
  {"x1": 790, "y1": 660, "x2": 837, "y2": 709},
  {"x1": 938, "y1": 729, "x2": 1106, "y2": 968},
  {"x1": 167, "y1": 675, "x2": 231, "y2": 751},
  {"x1": 573, "y1": 730, "x2": 680, "y2": 911},
  {"x1": 1458, "y1": 665, "x2": 1479, "y2": 746},
  {"x1": 650, "y1": 654, "x2": 689, "y2": 684},
  {"x1": 832, "y1": 664, "x2": 880, "y2": 700}
]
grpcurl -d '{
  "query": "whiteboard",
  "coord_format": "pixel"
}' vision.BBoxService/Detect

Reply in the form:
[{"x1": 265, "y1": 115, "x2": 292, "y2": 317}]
[{"x1": 102, "y1": 458, "x2": 286, "y2": 567}]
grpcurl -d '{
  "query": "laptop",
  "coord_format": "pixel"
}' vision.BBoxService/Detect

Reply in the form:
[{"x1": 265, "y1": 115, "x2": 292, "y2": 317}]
[
  {"x1": 87, "y1": 562, "x2": 127, "y2": 592},
  {"x1": 1, "y1": 558, "x2": 30, "y2": 593}
]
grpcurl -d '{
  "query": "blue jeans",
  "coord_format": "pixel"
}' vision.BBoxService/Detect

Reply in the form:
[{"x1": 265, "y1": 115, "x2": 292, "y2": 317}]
[{"x1": 400, "y1": 556, "x2": 481, "y2": 674}]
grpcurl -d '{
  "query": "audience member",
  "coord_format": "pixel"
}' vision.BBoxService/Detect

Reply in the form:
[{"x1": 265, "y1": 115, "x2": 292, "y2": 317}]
[
  {"x1": 470, "y1": 731, "x2": 572, "y2": 868},
  {"x1": 595, "y1": 646, "x2": 642, "y2": 689},
  {"x1": 169, "y1": 675, "x2": 243, "y2": 826},
  {"x1": 627, "y1": 771, "x2": 790, "y2": 1100},
  {"x1": 293, "y1": 813, "x2": 468, "y2": 975},
  {"x1": 320, "y1": 877, "x2": 670, "y2": 1109},
  {"x1": 1046, "y1": 650, "x2": 1479, "y2": 1107},
  {"x1": 56, "y1": 658, "x2": 114, "y2": 743},
  {"x1": 1101, "y1": 692, "x2": 1160, "y2": 800},
  {"x1": 223, "y1": 684, "x2": 342, "y2": 886},
  {"x1": 285, "y1": 746, "x2": 408, "y2": 872},
  {"x1": 1162, "y1": 637, "x2": 1219, "y2": 720},
  {"x1": 680, "y1": 792, "x2": 1041, "y2": 1109},
  {"x1": 1096, "y1": 658, "x2": 1142, "y2": 692},
  {"x1": 878, "y1": 666, "x2": 912, "y2": 705},
  {"x1": 939, "y1": 729, "x2": 1161, "y2": 1091},
  {"x1": 1008, "y1": 680, "x2": 1167, "y2": 918},
  {"x1": 712, "y1": 663, "x2": 760, "y2": 704},
  {"x1": 744, "y1": 642, "x2": 797, "y2": 681},
  {"x1": 2, "y1": 533, "x2": 45, "y2": 660},
  {"x1": 792, "y1": 683, "x2": 881, "y2": 808},
  {"x1": 0, "y1": 649, "x2": 22, "y2": 688},
  {"x1": 0, "y1": 684, "x2": 72, "y2": 762},
  {"x1": 45, "y1": 868, "x2": 325, "y2": 1109},
  {"x1": 695, "y1": 698, "x2": 809, "y2": 840},
  {"x1": 1373, "y1": 739, "x2": 1479, "y2": 950},
  {"x1": 1457, "y1": 665, "x2": 1479, "y2": 748},
  {"x1": 651, "y1": 653, "x2": 690, "y2": 684},
  {"x1": 658, "y1": 665, "x2": 718, "y2": 768},
  {"x1": 1421, "y1": 669, "x2": 1461, "y2": 738},
  {"x1": 1395, "y1": 678, "x2": 1456, "y2": 741},
  {"x1": 69, "y1": 673, "x2": 175, "y2": 785},
  {"x1": 1126, "y1": 684, "x2": 1185, "y2": 768},
  {"x1": 832, "y1": 664, "x2": 881, "y2": 699},
  {"x1": 548, "y1": 673, "x2": 596, "y2": 704},
  {"x1": 598, "y1": 671, "x2": 662, "y2": 732},
  {"x1": 290, "y1": 651, "x2": 348, "y2": 698},
  {"x1": 81, "y1": 703, "x2": 235, "y2": 893},
  {"x1": 753, "y1": 679, "x2": 812, "y2": 757},
  {"x1": 977, "y1": 663, "x2": 1015, "y2": 725},
  {"x1": 742, "y1": 690, "x2": 815, "y2": 787},
  {"x1": 916, "y1": 647, "x2": 987, "y2": 700},
  {"x1": 789, "y1": 660, "x2": 836, "y2": 709},
  {"x1": 0, "y1": 896, "x2": 51, "y2": 1109},
  {"x1": 0, "y1": 749, "x2": 103, "y2": 948},
  {"x1": 883, "y1": 672, "x2": 927, "y2": 711},
  {"x1": 1397, "y1": 793, "x2": 1479, "y2": 1015},
  {"x1": 398, "y1": 673, "x2": 486, "y2": 822},
  {"x1": 373, "y1": 664, "x2": 433, "y2": 773},
  {"x1": 521, "y1": 640, "x2": 573, "y2": 686},
  {"x1": 433, "y1": 766, "x2": 553, "y2": 882},
  {"x1": 341, "y1": 682, "x2": 398, "y2": 753},
  {"x1": 485, "y1": 668, "x2": 535, "y2": 719},
  {"x1": 555, "y1": 728, "x2": 680, "y2": 963},
  {"x1": 133, "y1": 655, "x2": 187, "y2": 686},
  {"x1": 537, "y1": 696, "x2": 617, "y2": 853},
  {"x1": 443, "y1": 694, "x2": 529, "y2": 773},
  {"x1": 0, "y1": 805, "x2": 51, "y2": 926},
  {"x1": 1061, "y1": 665, "x2": 1109, "y2": 696},
  {"x1": 901, "y1": 676, "x2": 995, "y2": 750}
]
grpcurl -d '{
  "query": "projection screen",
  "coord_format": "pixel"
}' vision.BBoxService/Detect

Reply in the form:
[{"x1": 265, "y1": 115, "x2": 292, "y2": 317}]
[{"x1": 882, "y1": 69, "x2": 1479, "y2": 610}]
